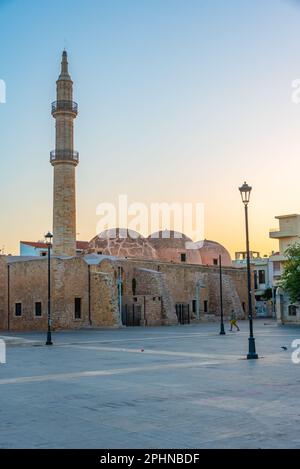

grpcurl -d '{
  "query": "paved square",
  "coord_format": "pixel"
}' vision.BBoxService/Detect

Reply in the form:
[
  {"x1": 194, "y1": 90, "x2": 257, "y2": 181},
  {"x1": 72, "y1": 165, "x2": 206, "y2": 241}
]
[{"x1": 0, "y1": 320, "x2": 300, "y2": 449}]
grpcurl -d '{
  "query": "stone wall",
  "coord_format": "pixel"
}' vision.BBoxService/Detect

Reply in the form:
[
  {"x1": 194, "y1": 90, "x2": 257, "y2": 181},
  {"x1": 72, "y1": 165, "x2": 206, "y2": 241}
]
[
  {"x1": 117, "y1": 258, "x2": 249, "y2": 323},
  {"x1": 0, "y1": 256, "x2": 8, "y2": 330},
  {"x1": 8, "y1": 258, "x2": 48, "y2": 331},
  {"x1": 52, "y1": 163, "x2": 77, "y2": 257},
  {"x1": 90, "y1": 261, "x2": 119, "y2": 327},
  {"x1": 0, "y1": 255, "x2": 250, "y2": 331},
  {"x1": 51, "y1": 257, "x2": 90, "y2": 329}
]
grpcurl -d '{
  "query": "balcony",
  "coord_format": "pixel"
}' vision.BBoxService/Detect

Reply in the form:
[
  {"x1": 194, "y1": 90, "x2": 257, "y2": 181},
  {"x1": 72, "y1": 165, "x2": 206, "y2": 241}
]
[
  {"x1": 269, "y1": 228, "x2": 298, "y2": 239},
  {"x1": 51, "y1": 100, "x2": 78, "y2": 116},
  {"x1": 50, "y1": 150, "x2": 79, "y2": 164}
]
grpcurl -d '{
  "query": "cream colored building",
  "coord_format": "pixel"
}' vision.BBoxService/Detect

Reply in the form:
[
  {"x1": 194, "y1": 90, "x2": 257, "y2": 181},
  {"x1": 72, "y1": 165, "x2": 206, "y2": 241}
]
[
  {"x1": 269, "y1": 214, "x2": 300, "y2": 251},
  {"x1": 269, "y1": 214, "x2": 300, "y2": 286},
  {"x1": 269, "y1": 214, "x2": 300, "y2": 323}
]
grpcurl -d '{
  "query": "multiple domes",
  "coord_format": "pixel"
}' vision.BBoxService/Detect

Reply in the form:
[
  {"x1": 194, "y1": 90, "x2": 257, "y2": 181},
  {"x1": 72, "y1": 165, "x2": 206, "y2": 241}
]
[{"x1": 87, "y1": 229, "x2": 232, "y2": 266}]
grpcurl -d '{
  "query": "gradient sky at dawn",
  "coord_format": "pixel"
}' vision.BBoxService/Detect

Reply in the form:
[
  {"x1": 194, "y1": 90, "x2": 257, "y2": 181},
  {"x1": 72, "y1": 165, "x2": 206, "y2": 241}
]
[{"x1": 1, "y1": 0, "x2": 300, "y2": 255}]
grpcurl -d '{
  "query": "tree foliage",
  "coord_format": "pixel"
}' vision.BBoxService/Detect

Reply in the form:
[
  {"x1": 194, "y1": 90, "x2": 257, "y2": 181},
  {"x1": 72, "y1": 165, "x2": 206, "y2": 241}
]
[
  {"x1": 280, "y1": 243, "x2": 300, "y2": 303},
  {"x1": 262, "y1": 288, "x2": 272, "y2": 300}
]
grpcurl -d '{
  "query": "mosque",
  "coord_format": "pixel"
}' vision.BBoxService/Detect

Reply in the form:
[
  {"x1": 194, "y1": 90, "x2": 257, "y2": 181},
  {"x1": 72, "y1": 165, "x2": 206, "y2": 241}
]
[{"x1": 0, "y1": 52, "x2": 250, "y2": 331}]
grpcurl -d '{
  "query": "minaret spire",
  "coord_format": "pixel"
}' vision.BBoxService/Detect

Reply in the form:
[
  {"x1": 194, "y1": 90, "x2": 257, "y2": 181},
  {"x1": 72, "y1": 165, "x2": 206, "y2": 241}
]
[
  {"x1": 59, "y1": 50, "x2": 71, "y2": 80},
  {"x1": 50, "y1": 51, "x2": 79, "y2": 257}
]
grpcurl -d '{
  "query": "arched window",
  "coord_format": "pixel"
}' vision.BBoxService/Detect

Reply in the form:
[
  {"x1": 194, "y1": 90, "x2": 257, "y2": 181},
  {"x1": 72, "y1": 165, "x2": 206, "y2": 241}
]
[{"x1": 132, "y1": 278, "x2": 137, "y2": 296}]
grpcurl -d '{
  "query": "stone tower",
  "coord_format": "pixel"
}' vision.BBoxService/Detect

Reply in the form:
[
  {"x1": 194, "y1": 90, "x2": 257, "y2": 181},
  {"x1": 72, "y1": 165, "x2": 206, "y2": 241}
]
[{"x1": 51, "y1": 51, "x2": 78, "y2": 257}]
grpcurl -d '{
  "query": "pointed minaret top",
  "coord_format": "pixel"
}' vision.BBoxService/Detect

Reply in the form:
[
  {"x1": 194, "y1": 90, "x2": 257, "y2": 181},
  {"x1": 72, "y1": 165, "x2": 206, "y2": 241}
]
[{"x1": 58, "y1": 50, "x2": 71, "y2": 81}]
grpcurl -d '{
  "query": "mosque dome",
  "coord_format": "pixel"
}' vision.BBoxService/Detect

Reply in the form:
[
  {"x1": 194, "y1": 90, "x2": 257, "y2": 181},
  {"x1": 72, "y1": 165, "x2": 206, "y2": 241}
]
[
  {"x1": 88, "y1": 228, "x2": 158, "y2": 260},
  {"x1": 197, "y1": 239, "x2": 232, "y2": 267},
  {"x1": 147, "y1": 230, "x2": 203, "y2": 264}
]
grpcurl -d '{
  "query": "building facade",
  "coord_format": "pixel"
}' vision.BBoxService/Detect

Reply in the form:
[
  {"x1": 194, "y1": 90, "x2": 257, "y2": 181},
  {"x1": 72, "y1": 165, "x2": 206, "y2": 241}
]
[
  {"x1": 0, "y1": 254, "x2": 249, "y2": 332},
  {"x1": 269, "y1": 214, "x2": 300, "y2": 323},
  {"x1": 234, "y1": 251, "x2": 274, "y2": 318}
]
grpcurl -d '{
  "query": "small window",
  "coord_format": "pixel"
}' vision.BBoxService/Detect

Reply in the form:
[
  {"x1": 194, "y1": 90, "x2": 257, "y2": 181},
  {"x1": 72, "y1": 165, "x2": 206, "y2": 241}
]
[
  {"x1": 97, "y1": 251, "x2": 103, "y2": 255},
  {"x1": 192, "y1": 300, "x2": 197, "y2": 313},
  {"x1": 258, "y1": 270, "x2": 265, "y2": 284},
  {"x1": 153, "y1": 297, "x2": 156, "y2": 301},
  {"x1": 242, "y1": 302, "x2": 246, "y2": 312},
  {"x1": 35, "y1": 302, "x2": 42, "y2": 317},
  {"x1": 40, "y1": 252, "x2": 47, "y2": 257},
  {"x1": 15, "y1": 303, "x2": 22, "y2": 317},
  {"x1": 75, "y1": 298, "x2": 82, "y2": 319},
  {"x1": 254, "y1": 271, "x2": 258, "y2": 290},
  {"x1": 133, "y1": 297, "x2": 138, "y2": 303},
  {"x1": 288, "y1": 305, "x2": 297, "y2": 316},
  {"x1": 180, "y1": 253, "x2": 186, "y2": 263},
  {"x1": 132, "y1": 278, "x2": 137, "y2": 296},
  {"x1": 213, "y1": 258, "x2": 218, "y2": 266},
  {"x1": 204, "y1": 300, "x2": 208, "y2": 313}
]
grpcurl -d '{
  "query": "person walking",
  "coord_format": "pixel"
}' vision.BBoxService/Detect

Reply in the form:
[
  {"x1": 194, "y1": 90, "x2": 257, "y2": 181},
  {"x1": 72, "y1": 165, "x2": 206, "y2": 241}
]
[{"x1": 230, "y1": 310, "x2": 240, "y2": 332}]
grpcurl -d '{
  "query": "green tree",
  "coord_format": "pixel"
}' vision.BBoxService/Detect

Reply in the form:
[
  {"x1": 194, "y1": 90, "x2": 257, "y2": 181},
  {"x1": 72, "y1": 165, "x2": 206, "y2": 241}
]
[
  {"x1": 262, "y1": 288, "x2": 272, "y2": 300},
  {"x1": 280, "y1": 243, "x2": 300, "y2": 303}
]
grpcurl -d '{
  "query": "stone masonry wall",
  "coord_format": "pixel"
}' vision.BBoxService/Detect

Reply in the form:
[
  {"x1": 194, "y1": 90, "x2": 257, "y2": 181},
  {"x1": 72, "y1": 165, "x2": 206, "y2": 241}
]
[
  {"x1": 0, "y1": 255, "x2": 250, "y2": 331},
  {"x1": 90, "y1": 263, "x2": 119, "y2": 328},
  {"x1": 8, "y1": 258, "x2": 49, "y2": 331},
  {"x1": 0, "y1": 256, "x2": 8, "y2": 330},
  {"x1": 52, "y1": 257, "x2": 90, "y2": 329},
  {"x1": 52, "y1": 164, "x2": 77, "y2": 257},
  {"x1": 118, "y1": 259, "x2": 249, "y2": 323}
]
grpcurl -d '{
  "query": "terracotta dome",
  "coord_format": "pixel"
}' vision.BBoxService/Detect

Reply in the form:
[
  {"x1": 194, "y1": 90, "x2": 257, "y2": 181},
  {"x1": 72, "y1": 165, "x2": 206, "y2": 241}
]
[
  {"x1": 148, "y1": 230, "x2": 202, "y2": 264},
  {"x1": 197, "y1": 239, "x2": 232, "y2": 267},
  {"x1": 88, "y1": 228, "x2": 158, "y2": 260}
]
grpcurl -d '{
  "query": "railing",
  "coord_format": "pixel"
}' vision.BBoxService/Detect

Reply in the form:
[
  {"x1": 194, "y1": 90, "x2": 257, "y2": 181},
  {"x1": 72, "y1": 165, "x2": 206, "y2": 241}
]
[
  {"x1": 51, "y1": 100, "x2": 78, "y2": 115},
  {"x1": 50, "y1": 150, "x2": 79, "y2": 163}
]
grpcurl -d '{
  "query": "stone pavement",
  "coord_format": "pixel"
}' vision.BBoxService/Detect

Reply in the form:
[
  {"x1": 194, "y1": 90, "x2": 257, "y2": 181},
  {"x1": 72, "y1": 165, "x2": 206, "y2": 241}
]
[{"x1": 0, "y1": 320, "x2": 300, "y2": 449}]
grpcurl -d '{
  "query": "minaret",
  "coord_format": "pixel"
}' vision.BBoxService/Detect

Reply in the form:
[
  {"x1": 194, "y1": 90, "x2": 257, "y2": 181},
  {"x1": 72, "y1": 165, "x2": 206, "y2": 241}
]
[{"x1": 51, "y1": 51, "x2": 78, "y2": 257}]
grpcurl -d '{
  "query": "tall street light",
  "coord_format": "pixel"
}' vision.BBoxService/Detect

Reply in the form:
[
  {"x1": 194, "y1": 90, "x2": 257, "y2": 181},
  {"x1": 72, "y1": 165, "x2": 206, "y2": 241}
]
[
  {"x1": 239, "y1": 182, "x2": 258, "y2": 359},
  {"x1": 219, "y1": 255, "x2": 226, "y2": 335},
  {"x1": 45, "y1": 231, "x2": 53, "y2": 346}
]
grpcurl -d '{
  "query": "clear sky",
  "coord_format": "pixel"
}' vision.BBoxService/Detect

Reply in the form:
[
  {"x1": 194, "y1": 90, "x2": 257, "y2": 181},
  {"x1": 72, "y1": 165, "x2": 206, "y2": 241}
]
[{"x1": 1, "y1": 0, "x2": 300, "y2": 256}]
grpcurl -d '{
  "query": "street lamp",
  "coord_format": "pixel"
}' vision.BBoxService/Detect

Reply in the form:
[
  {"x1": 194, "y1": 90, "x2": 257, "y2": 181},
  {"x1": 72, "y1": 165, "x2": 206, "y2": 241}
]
[
  {"x1": 219, "y1": 255, "x2": 226, "y2": 335},
  {"x1": 239, "y1": 182, "x2": 258, "y2": 359},
  {"x1": 45, "y1": 231, "x2": 53, "y2": 346}
]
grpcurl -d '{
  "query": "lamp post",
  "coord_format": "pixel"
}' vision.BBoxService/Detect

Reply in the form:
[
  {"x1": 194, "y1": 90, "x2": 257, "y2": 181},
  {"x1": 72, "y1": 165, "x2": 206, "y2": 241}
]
[
  {"x1": 45, "y1": 231, "x2": 53, "y2": 346},
  {"x1": 239, "y1": 182, "x2": 258, "y2": 359},
  {"x1": 219, "y1": 255, "x2": 226, "y2": 335}
]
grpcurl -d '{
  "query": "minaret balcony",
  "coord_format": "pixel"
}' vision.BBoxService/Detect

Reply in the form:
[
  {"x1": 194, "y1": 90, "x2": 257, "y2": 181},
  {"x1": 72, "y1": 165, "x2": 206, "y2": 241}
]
[
  {"x1": 51, "y1": 100, "x2": 78, "y2": 116},
  {"x1": 50, "y1": 150, "x2": 79, "y2": 164}
]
